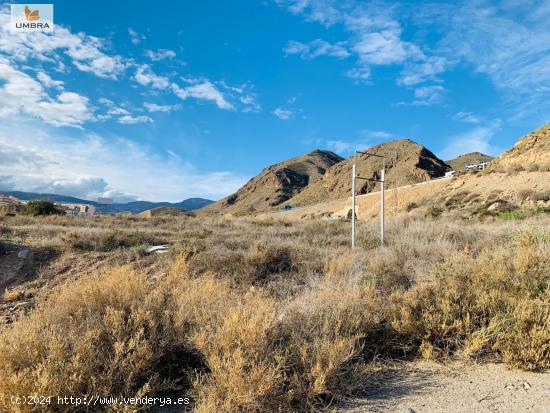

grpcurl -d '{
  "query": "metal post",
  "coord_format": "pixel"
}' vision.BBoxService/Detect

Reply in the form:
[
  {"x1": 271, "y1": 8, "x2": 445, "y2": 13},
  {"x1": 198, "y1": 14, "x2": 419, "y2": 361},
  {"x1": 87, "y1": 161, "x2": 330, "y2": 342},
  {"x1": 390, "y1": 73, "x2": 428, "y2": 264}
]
[
  {"x1": 380, "y1": 166, "x2": 385, "y2": 246},
  {"x1": 351, "y1": 158, "x2": 356, "y2": 249}
]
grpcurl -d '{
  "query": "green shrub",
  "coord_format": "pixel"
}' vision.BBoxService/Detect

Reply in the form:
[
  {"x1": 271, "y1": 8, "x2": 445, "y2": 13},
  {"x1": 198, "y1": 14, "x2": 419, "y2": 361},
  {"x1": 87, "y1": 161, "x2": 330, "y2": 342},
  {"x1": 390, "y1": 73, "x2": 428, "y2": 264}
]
[{"x1": 23, "y1": 200, "x2": 59, "y2": 216}]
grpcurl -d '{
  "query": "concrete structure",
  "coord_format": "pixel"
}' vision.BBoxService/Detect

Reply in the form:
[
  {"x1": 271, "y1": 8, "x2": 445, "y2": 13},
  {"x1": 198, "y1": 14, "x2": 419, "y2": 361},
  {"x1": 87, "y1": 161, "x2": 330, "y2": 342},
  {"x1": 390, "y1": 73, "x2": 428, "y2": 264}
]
[
  {"x1": 58, "y1": 203, "x2": 96, "y2": 216},
  {"x1": 465, "y1": 161, "x2": 491, "y2": 171}
]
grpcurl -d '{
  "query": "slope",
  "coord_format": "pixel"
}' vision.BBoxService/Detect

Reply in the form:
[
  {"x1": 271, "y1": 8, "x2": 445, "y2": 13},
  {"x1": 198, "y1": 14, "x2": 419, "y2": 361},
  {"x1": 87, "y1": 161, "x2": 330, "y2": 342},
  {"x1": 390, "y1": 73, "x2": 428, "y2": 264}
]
[
  {"x1": 446, "y1": 152, "x2": 494, "y2": 171},
  {"x1": 285, "y1": 139, "x2": 449, "y2": 207},
  {"x1": 202, "y1": 150, "x2": 343, "y2": 215}
]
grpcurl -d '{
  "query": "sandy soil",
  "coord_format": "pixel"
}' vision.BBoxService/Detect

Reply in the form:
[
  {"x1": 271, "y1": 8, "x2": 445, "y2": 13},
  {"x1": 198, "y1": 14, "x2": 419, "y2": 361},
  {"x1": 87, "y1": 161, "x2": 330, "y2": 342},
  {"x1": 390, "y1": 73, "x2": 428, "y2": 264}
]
[{"x1": 340, "y1": 361, "x2": 550, "y2": 413}]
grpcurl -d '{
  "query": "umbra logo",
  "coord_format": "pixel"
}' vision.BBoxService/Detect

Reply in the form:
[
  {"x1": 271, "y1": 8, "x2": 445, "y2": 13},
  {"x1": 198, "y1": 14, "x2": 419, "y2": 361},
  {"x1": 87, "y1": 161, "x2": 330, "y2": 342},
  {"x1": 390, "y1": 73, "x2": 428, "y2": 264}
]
[
  {"x1": 24, "y1": 5, "x2": 40, "y2": 21},
  {"x1": 10, "y1": 4, "x2": 54, "y2": 32}
]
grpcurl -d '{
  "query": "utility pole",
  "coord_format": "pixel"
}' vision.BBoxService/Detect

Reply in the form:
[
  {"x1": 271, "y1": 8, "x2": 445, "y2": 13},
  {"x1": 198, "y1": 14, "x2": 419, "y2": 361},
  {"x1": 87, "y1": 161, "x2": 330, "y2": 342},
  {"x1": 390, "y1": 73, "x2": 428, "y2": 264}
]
[
  {"x1": 351, "y1": 151, "x2": 386, "y2": 249},
  {"x1": 380, "y1": 164, "x2": 385, "y2": 246},
  {"x1": 351, "y1": 153, "x2": 356, "y2": 249}
]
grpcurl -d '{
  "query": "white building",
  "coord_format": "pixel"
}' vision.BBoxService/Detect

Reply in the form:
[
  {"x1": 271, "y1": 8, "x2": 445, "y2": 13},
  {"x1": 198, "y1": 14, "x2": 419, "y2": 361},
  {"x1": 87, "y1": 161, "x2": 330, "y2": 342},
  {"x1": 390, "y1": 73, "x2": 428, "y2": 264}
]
[
  {"x1": 465, "y1": 161, "x2": 491, "y2": 171},
  {"x1": 58, "y1": 203, "x2": 96, "y2": 216}
]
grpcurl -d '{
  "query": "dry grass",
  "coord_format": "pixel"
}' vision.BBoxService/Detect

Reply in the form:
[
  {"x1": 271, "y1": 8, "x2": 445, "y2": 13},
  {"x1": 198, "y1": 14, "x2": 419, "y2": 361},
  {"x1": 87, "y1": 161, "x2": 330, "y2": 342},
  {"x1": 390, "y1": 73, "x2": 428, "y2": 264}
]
[{"x1": 0, "y1": 213, "x2": 549, "y2": 411}]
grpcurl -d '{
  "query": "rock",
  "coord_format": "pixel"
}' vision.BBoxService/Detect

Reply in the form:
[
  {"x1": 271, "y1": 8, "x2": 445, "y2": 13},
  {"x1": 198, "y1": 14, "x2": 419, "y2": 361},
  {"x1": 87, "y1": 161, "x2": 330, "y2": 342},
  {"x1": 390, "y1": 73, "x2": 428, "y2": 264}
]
[
  {"x1": 405, "y1": 408, "x2": 416, "y2": 413},
  {"x1": 17, "y1": 249, "x2": 29, "y2": 259},
  {"x1": 487, "y1": 200, "x2": 517, "y2": 213},
  {"x1": 146, "y1": 245, "x2": 169, "y2": 254}
]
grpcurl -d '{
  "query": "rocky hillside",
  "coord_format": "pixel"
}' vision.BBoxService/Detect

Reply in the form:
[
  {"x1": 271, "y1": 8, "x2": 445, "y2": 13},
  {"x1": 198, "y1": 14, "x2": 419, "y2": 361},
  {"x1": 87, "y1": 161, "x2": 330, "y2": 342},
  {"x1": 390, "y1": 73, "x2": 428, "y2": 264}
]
[
  {"x1": 285, "y1": 139, "x2": 450, "y2": 207},
  {"x1": 490, "y1": 123, "x2": 550, "y2": 171},
  {"x1": 447, "y1": 152, "x2": 494, "y2": 171},
  {"x1": 203, "y1": 150, "x2": 343, "y2": 215}
]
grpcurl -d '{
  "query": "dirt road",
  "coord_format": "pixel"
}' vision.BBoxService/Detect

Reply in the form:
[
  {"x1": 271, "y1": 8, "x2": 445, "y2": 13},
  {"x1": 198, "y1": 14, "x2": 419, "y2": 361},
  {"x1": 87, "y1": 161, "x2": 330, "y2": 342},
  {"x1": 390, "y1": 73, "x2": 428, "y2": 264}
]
[{"x1": 340, "y1": 361, "x2": 550, "y2": 413}]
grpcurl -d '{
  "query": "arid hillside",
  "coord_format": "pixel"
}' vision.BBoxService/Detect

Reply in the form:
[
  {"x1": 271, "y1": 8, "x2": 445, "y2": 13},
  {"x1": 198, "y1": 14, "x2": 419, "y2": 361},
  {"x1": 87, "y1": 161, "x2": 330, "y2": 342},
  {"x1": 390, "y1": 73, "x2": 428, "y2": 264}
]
[
  {"x1": 285, "y1": 139, "x2": 449, "y2": 207},
  {"x1": 263, "y1": 124, "x2": 550, "y2": 222},
  {"x1": 202, "y1": 150, "x2": 343, "y2": 215},
  {"x1": 490, "y1": 123, "x2": 550, "y2": 171},
  {"x1": 446, "y1": 152, "x2": 493, "y2": 171}
]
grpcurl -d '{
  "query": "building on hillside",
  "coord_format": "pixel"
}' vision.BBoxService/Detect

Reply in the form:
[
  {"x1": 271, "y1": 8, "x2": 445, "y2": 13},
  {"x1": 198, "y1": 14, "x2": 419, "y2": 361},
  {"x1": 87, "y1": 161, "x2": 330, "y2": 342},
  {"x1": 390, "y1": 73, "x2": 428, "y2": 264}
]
[
  {"x1": 58, "y1": 203, "x2": 96, "y2": 216},
  {"x1": 445, "y1": 171, "x2": 457, "y2": 178},
  {"x1": 465, "y1": 161, "x2": 491, "y2": 171}
]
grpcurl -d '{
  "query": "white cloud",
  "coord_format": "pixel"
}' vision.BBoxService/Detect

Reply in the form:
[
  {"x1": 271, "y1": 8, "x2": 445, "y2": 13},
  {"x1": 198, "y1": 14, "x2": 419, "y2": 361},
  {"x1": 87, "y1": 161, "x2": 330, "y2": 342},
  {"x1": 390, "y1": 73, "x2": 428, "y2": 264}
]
[
  {"x1": 438, "y1": 2, "x2": 550, "y2": 95},
  {"x1": 117, "y1": 115, "x2": 153, "y2": 124},
  {"x1": 239, "y1": 95, "x2": 261, "y2": 113},
  {"x1": 0, "y1": 9, "x2": 126, "y2": 80},
  {"x1": 453, "y1": 111, "x2": 481, "y2": 124},
  {"x1": 98, "y1": 97, "x2": 114, "y2": 106},
  {"x1": 143, "y1": 102, "x2": 179, "y2": 112},
  {"x1": 439, "y1": 121, "x2": 503, "y2": 159},
  {"x1": 284, "y1": 39, "x2": 350, "y2": 59},
  {"x1": 346, "y1": 66, "x2": 371, "y2": 82},
  {"x1": 279, "y1": 1, "x2": 442, "y2": 84},
  {"x1": 128, "y1": 28, "x2": 146, "y2": 45},
  {"x1": 0, "y1": 8, "x2": 253, "y2": 122},
  {"x1": 398, "y1": 56, "x2": 446, "y2": 86},
  {"x1": 0, "y1": 122, "x2": 247, "y2": 202},
  {"x1": 133, "y1": 64, "x2": 171, "y2": 89},
  {"x1": 145, "y1": 49, "x2": 176, "y2": 61},
  {"x1": 273, "y1": 107, "x2": 293, "y2": 120},
  {"x1": 327, "y1": 140, "x2": 355, "y2": 154},
  {"x1": 172, "y1": 80, "x2": 234, "y2": 110},
  {"x1": 325, "y1": 129, "x2": 398, "y2": 155},
  {"x1": 413, "y1": 85, "x2": 446, "y2": 106},
  {"x1": 108, "y1": 107, "x2": 130, "y2": 116},
  {"x1": 366, "y1": 130, "x2": 394, "y2": 139},
  {"x1": 132, "y1": 66, "x2": 237, "y2": 110},
  {"x1": 36, "y1": 71, "x2": 64, "y2": 88},
  {"x1": 0, "y1": 62, "x2": 92, "y2": 127}
]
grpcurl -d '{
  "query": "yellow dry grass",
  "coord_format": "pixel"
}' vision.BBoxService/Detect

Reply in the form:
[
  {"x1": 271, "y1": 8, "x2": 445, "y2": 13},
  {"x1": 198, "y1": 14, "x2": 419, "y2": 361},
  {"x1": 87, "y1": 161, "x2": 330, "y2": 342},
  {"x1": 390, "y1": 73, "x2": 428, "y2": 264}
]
[{"x1": 0, "y1": 213, "x2": 549, "y2": 412}]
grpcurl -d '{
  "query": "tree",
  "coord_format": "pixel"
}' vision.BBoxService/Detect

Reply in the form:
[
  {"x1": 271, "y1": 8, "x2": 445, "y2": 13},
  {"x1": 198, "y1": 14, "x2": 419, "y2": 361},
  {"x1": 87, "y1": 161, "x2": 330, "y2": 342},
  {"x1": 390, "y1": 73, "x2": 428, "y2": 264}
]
[{"x1": 23, "y1": 200, "x2": 59, "y2": 216}]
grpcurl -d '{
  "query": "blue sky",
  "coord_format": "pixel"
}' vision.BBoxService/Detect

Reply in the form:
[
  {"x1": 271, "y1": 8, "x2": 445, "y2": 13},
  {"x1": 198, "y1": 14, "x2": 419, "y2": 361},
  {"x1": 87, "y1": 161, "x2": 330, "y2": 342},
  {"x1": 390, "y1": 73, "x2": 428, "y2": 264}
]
[{"x1": 0, "y1": 0, "x2": 549, "y2": 202}]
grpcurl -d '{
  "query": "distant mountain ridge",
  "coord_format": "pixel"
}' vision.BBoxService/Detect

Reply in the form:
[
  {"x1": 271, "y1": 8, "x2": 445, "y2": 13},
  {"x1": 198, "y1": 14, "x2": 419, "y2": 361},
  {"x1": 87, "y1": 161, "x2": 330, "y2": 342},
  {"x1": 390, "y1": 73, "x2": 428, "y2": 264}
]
[{"x1": 0, "y1": 191, "x2": 214, "y2": 214}]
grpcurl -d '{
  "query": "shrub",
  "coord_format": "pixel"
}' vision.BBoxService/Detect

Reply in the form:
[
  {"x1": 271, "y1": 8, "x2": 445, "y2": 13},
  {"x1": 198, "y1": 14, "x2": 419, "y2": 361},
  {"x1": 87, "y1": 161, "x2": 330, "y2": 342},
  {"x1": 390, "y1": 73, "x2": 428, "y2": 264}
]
[
  {"x1": 505, "y1": 163, "x2": 525, "y2": 175},
  {"x1": 389, "y1": 232, "x2": 550, "y2": 370},
  {"x1": 243, "y1": 242, "x2": 293, "y2": 284},
  {"x1": 0, "y1": 267, "x2": 201, "y2": 412},
  {"x1": 406, "y1": 202, "x2": 419, "y2": 212},
  {"x1": 532, "y1": 190, "x2": 550, "y2": 202},
  {"x1": 63, "y1": 230, "x2": 165, "y2": 252},
  {"x1": 518, "y1": 189, "x2": 534, "y2": 201},
  {"x1": 426, "y1": 206, "x2": 443, "y2": 218},
  {"x1": 23, "y1": 200, "x2": 59, "y2": 216}
]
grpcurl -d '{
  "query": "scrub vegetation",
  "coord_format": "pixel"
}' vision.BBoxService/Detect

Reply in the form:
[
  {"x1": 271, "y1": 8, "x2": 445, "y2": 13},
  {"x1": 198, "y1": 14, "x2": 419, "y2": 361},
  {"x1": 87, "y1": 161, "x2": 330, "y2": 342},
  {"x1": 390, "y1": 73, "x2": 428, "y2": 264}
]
[{"x1": 0, "y1": 213, "x2": 549, "y2": 412}]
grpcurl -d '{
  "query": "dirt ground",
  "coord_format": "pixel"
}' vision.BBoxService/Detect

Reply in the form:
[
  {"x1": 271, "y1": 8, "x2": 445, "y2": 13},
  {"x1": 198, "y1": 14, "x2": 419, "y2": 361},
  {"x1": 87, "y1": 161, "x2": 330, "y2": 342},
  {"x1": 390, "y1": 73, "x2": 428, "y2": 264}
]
[{"x1": 340, "y1": 361, "x2": 550, "y2": 413}]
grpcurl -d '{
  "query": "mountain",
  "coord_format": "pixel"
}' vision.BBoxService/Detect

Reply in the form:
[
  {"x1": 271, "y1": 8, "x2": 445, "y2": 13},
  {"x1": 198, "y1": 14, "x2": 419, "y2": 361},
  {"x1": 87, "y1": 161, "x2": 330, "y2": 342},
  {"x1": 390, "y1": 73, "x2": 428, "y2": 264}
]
[
  {"x1": 284, "y1": 139, "x2": 450, "y2": 207},
  {"x1": 0, "y1": 191, "x2": 214, "y2": 214},
  {"x1": 490, "y1": 123, "x2": 550, "y2": 170},
  {"x1": 203, "y1": 150, "x2": 344, "y2": 215},
  {"x1": 446, "y1": 152, "x2": 494, "y2": 171}
]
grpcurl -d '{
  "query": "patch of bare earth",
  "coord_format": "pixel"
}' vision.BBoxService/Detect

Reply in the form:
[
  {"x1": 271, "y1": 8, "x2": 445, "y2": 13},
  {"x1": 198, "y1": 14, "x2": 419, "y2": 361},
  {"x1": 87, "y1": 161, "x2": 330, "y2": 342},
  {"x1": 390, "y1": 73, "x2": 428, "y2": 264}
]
[{"x1": 340, "y1": 361, "x2": 550, "y2": 413}]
